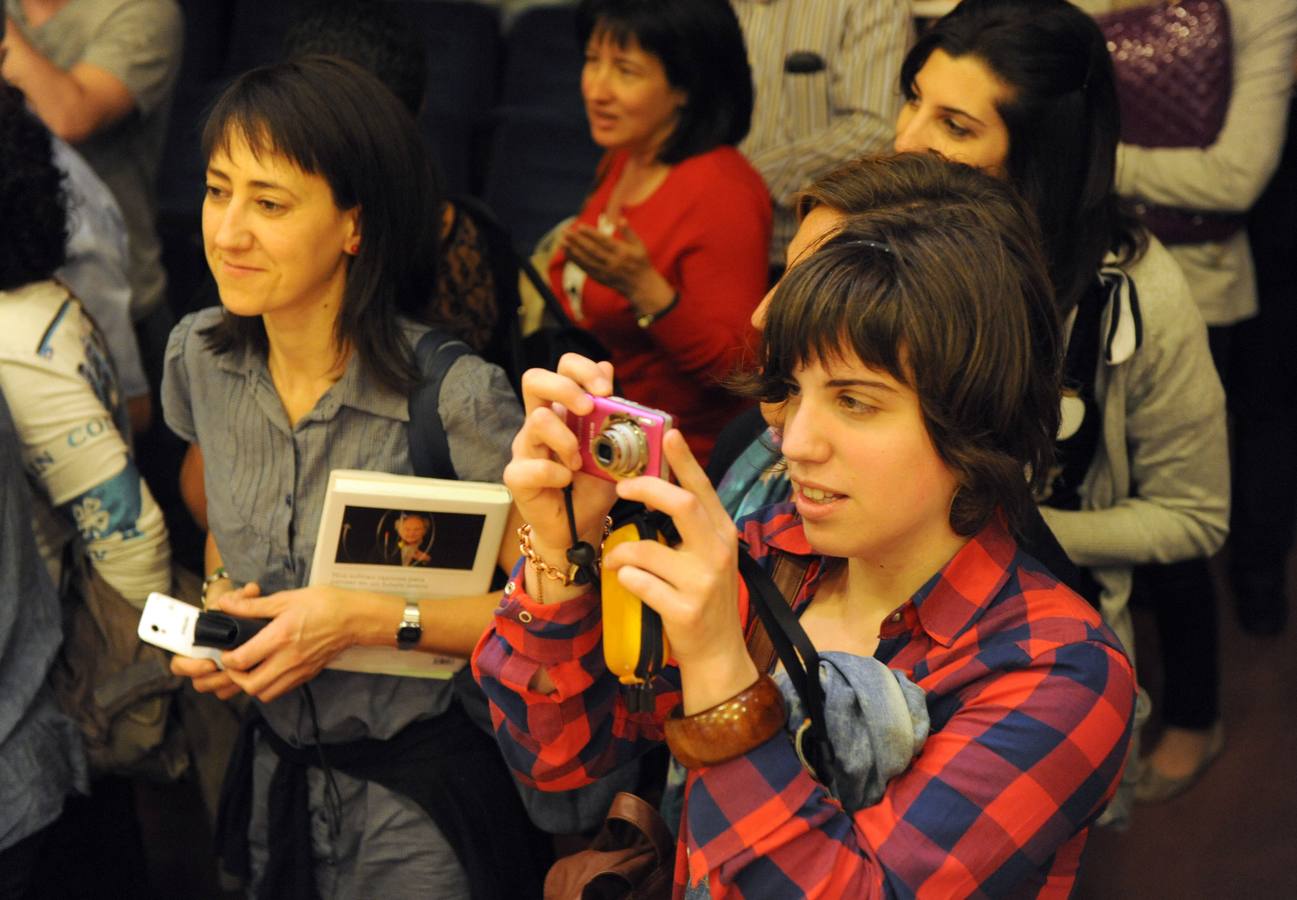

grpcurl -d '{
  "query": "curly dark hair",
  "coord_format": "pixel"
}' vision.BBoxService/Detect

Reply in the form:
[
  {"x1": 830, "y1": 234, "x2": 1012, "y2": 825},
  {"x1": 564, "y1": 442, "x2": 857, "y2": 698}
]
[{"x1": 0, "y1": 84, "x2": 68, "y2": 290}]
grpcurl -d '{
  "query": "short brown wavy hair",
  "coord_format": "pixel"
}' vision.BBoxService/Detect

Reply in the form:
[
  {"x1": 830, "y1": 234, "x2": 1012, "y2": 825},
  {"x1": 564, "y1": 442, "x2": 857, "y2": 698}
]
[{"x1": 738, "y1": 153, "x2": 1062, "y2": 538}]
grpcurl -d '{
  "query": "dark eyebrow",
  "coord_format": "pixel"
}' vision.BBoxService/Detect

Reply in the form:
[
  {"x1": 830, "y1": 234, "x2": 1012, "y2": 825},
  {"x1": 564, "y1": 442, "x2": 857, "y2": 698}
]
[
  {"x1": 910, "y1": 78, "x2": 989, "y2": 128},
  {"x1": 937, "y1": 104, "x2": 987, "y2": 127},
  {"x1": 205, "y1": 166, "x2": 299, "y2": 199},
  {"x1": 249, "y1": 180, "x2": 297, "y2": 197},
  {"x1": 826, "y1": 378, "x2": 899, "y2": 394}
]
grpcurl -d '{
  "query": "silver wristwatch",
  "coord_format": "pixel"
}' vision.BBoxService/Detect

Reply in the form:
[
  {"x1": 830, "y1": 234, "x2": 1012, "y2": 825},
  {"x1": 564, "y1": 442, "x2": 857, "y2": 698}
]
[{"x1": 396, "y1": 601, "x2": 421, "y2": 650}]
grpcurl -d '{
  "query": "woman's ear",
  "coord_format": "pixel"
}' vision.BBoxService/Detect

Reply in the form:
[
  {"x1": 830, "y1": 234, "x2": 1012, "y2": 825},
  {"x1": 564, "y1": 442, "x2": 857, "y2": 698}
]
[{"x1": 343, "y1": 207, "x2": 362, "y2": 256}]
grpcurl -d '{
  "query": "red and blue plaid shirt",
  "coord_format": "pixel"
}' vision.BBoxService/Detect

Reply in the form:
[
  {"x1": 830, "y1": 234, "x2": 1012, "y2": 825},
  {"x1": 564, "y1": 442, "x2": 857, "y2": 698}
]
[{"x1": 473, "y1": 504, "x2": 1135, "y2": 898}]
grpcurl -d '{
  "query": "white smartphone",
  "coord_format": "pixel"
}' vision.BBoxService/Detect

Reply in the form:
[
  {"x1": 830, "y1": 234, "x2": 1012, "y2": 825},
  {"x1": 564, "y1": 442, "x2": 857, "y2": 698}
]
[{"x1": 138, "y1": 592, "x2": 225, "y2": 665}]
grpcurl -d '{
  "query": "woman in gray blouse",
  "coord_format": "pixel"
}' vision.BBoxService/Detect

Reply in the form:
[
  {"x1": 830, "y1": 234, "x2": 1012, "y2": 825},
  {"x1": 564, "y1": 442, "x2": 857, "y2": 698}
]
[{"x1": 162, "y1": 57, "x2": 545, "y2": 899}]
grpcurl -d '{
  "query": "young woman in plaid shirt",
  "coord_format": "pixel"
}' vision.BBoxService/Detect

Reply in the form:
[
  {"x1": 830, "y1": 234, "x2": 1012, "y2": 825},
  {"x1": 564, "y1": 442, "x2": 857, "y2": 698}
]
[{"x1": 475, "y1": 154, "x2": 1136, "y2": 897}]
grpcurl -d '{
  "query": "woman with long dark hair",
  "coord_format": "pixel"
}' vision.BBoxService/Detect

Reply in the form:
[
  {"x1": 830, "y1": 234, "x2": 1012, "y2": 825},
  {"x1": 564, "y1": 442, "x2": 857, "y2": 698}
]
[
  {"x1": 891, "y1": 0, "x2": 1229, "y2": 816},
  {"x1": 715, "y1": 0, "x2": 1227, "y2": 826},
  {"x1": 163, "y1": 56, "x2": 546, "y2": 899}
]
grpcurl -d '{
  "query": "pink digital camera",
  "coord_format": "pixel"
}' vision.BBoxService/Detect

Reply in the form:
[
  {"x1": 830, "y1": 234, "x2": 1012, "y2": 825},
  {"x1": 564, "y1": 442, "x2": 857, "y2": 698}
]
[{"x1": 566, "y1": 395, "x2": 674, "y2": 482}]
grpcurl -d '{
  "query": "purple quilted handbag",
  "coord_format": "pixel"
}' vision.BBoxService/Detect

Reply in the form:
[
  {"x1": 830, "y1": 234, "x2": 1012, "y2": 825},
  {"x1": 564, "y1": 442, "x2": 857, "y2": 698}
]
[{"x1": 1098, "y1": 0, "x2": 1243, "y2": 244}]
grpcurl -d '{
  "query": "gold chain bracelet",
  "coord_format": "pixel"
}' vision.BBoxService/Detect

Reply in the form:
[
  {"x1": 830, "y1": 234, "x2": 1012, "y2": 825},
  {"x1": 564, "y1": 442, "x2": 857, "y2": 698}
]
[{"x1": 517, "y1": 517, "x2": 613, "y2": 586}]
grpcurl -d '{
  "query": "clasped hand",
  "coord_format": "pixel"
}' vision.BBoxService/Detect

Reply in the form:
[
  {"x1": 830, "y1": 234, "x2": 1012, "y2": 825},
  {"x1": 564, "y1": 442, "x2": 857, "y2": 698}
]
[
  {"x1": 169, "y1": 583, "x2": 357, "y2": 703},
  {"x1": 506, "y1": 354, "x2": 757, "y2": 712},
  {"x1": 561, "y1": 218, "x2": 654, "y2": 300}
]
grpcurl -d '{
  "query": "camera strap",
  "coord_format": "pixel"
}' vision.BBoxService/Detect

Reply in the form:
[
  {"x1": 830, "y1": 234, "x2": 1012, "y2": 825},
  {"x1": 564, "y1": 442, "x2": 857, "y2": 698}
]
[
  {"x1": 563, "y1": 485, "x2": 601, "y2": 587},
  {"x1": 737, "y1": 549, "x2": 835, "y2": 782}
]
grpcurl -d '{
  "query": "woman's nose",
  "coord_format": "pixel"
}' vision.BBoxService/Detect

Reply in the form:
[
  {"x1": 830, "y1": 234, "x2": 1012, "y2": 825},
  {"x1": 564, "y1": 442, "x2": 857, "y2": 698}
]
[
  {"x1": 893, "y1": 113, "x2": 926, "y2": 154},
  {"x1": 778, "y1": 400, "x2": 829, "y2": 464},
  {"x1": 210, "y1": 203, "x2": 251, "y2": 249},
  {"x1": 583, "y1": 64, "x2": 612, "y2": 101}
]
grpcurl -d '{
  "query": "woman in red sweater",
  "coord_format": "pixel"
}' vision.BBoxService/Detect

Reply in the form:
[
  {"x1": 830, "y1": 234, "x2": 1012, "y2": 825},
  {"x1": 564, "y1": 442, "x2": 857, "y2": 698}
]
[{"x1": 550, "y1": 0, "x2": 772, "y2": 462}]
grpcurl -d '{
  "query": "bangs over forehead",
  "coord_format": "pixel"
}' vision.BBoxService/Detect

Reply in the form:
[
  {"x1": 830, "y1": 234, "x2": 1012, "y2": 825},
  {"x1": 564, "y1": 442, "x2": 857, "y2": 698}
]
[
  {"x1": 200, "y1": 59, "x2": 354, "y2": 207},
  {"x1": 738, "y1": 154, "x2": 1061, "y2": 539},
  {"x1": 586, "y1": 14, "x2": 646, "y2": 50},
  {"x1": 760, "y1": 237, "x2": 910, "y2": 394},
  {"x1": 578, "y1": 0, "x2": 664, "y2": 54}
]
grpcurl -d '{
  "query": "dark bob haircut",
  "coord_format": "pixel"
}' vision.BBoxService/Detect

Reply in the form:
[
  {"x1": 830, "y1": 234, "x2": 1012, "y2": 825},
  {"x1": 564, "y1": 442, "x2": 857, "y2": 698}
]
[
  {"x1": 199, "y1": 55, "x2": 440, "y2": 393},
  {"x1": 0, "y1": 84, "x2": 68, "y2": 291},
  {"x1": 741, "y1": 154, "x2": 1062, "y2": 538},
  {"x1": 576, "y1": 0, "x2": 753, "y2": 165},
  {"x1": 900, "y1": 0, "x2": 1144, "y2": 317}
]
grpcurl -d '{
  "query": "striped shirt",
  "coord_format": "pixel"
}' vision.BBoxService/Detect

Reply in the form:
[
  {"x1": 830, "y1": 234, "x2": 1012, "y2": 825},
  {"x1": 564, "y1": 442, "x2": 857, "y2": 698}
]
[
  {"x1": 733, "y1": 0, "x2": 913, "y2": 262},
  {"x1": 162, "y1": 306, "x2": 521, "y2": 743},
  {"x1": 474, "y1": 508, "x2": 1135, "y2": 898}
]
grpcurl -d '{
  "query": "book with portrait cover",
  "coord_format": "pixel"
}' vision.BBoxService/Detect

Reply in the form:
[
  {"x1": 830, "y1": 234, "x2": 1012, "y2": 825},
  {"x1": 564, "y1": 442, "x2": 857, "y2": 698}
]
[{"x1": 310, "y1": 469, "x2": 511, "y2": 678}]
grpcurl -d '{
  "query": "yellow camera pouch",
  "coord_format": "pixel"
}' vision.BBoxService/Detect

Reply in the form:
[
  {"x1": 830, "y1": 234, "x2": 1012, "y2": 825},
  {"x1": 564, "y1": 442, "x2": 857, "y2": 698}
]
[{"x1": 601, "y1": 518, "x2": 670, "y2": 691}]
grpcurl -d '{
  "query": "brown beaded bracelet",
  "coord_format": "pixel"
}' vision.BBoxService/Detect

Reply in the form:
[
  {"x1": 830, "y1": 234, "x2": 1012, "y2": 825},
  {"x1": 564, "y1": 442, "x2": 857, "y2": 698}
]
[{"x1": 663, "y1": 673, "x2": 787, "y2": 770}]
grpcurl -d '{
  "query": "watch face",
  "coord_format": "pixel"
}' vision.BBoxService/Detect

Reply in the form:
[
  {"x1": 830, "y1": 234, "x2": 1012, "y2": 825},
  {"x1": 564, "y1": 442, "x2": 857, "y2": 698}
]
[{"x1": 397, "y1": 624, "x2": 421, "y2": 647}]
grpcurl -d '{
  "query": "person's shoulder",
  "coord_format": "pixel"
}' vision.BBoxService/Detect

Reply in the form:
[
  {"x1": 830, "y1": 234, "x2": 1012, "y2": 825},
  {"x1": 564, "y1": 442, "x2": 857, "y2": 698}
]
[
  {"x1": 177, "y1": 306, "x2": 224, "y2": 335},
  {"x1": 1109, "y1": 234, "x2": 1207, "y2": 346},
  {"x1": 0, "y1": 280, "x2": 75, "y2": 342},
  {"x1": 1111, "y1": 235, "x2": 1194, "y2": 313},
  {"x1": 74, "y1": 0, "x2": 181, "y2": 32},
  {"x1": 397, "y1": 317, "x2": 435, "y2": 353},
  {"x1": 0, "y1": 279, "x2": 70, "y2": 310},
  {"x1": 401, "y1": 319, "x2": 509, "y2": 397},
  {"x1": 165, "y1": 307, "x2": 223, "y2": 363},
  {"x1": 98, "y1": 0, "x2": 182, "y2": 22},
  {"x1": 987, "y1": 551, "x2": 1129, "y2": 661},
  {"x1": 676, "y1": 147, "x2": 769, "y2": 203}
]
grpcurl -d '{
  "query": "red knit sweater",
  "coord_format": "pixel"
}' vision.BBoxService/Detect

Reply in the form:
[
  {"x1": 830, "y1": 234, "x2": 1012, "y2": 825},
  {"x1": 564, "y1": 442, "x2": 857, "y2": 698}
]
[{"x1": 549, "y1": 146, "x2": 772, "y2": 463}]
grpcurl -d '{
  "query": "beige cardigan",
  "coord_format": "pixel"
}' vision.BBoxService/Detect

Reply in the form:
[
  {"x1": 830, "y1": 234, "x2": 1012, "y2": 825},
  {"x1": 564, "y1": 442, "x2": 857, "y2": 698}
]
[{"x1": 1040, "y1": 238, "x2": 1230, "y2": 657}]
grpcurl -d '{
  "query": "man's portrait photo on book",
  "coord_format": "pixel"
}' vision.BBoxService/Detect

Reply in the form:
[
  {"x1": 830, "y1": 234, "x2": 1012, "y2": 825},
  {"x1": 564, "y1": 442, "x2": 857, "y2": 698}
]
[{"x1": 334, "y1": 505, "x2": 484, "y2": 571}]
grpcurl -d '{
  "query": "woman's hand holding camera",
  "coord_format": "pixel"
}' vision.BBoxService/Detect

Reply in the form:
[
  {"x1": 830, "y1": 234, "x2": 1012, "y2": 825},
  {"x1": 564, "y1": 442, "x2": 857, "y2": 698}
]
[
  {"x1": 606, "y1": 431, "x2": 758, "y2": 715},
  {"x1": 506, "y1": 354, "x2": 620, "y2": 601}
]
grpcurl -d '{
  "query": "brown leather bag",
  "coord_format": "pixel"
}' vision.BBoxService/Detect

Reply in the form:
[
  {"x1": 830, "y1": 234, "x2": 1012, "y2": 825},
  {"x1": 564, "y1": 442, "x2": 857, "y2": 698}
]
[{"x1": 544, "y1": 791, "x2": 676, "y2": 900}]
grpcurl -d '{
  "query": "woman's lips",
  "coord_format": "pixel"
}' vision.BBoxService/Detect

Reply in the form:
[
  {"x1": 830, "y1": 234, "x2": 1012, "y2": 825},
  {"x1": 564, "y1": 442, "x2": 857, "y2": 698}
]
[
  {"x1": 219, "y1": 260, "x2": 263, "y2": 277},
  {"x1": 792, "y1": 481, "x2": 845, "y2": 521}
]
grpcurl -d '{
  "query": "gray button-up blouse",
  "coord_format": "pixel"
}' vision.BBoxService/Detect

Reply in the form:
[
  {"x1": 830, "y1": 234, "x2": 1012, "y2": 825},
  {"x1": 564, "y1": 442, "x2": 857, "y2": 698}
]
[{"x1": 162, "y1": 307, "x2": 522, "y2": 745}]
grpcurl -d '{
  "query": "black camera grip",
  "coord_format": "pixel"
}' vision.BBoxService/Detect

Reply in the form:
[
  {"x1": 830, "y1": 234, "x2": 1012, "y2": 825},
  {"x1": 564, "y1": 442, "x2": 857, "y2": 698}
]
[{"x1": 193, "y1": 611, "x2": 269, "y2": 650}]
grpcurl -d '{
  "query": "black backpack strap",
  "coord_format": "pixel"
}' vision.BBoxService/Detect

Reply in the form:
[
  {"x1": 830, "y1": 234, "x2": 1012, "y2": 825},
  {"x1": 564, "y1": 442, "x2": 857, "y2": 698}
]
[{"x1": 408, "y1": 328, "x2": 473, "y2": 480}]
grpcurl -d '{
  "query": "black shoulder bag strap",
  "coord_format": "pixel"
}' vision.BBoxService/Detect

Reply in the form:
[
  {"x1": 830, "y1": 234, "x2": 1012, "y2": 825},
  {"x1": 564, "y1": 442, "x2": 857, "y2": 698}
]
[
  {"x1": 408, "y1": 328, "x2": 473, "y2": 480},
  {"x1": 736, "y1": 549, "x2": 835, "y2": 782},
  {"x1": 452, "y1": 194, "x2": 578, "y2": 333}
]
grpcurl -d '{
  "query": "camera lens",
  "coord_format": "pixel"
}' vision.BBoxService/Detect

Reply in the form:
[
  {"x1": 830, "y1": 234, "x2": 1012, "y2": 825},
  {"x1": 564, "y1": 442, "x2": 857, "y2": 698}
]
[{"x1": 591, "y1": 416, "x2": 648, "y2": 478}]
